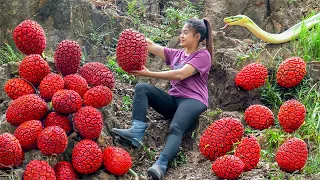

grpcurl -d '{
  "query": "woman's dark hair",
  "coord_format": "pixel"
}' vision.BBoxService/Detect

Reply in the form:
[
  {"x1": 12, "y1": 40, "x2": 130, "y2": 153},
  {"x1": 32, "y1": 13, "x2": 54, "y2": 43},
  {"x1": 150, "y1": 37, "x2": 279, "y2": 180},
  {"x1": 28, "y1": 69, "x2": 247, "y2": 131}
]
[{"x1": 186, "y1": 18, "x2": 213, "y2": 59}]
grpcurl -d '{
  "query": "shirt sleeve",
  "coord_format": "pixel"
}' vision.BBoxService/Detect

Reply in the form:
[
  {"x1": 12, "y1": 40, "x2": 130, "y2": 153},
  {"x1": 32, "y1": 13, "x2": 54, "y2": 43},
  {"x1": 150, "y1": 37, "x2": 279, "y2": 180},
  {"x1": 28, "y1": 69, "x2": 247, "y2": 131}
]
[
  {"x1": 164, "y1": 47, "x2": 180, "y2": 66},
  {"x1": 186, "y1": 51, "x2": 211, "y2": 76}
]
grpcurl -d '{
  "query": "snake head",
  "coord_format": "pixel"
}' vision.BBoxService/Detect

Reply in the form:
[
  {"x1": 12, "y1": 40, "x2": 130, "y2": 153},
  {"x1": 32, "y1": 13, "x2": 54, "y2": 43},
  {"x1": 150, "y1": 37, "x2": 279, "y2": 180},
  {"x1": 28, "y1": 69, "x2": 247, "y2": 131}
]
[{"x1": 221, "y1": 15, "x2": 250, "y2": 29}]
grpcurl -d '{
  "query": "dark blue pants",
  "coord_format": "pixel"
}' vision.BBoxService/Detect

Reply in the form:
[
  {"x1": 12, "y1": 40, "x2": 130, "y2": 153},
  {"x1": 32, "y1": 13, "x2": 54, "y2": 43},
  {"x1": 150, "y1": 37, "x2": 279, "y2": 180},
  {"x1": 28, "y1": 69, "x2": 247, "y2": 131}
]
[{"x1": 132, "y1": 83, "x2": 207, "y2": 161}]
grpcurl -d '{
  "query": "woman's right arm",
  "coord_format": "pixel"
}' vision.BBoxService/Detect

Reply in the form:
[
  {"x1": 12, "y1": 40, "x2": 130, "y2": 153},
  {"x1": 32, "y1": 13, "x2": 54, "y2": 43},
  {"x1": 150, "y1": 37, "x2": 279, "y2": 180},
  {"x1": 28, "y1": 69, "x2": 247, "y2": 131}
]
[{"x1": 146, "y1": 38, "x2": 166, "y2": 61}]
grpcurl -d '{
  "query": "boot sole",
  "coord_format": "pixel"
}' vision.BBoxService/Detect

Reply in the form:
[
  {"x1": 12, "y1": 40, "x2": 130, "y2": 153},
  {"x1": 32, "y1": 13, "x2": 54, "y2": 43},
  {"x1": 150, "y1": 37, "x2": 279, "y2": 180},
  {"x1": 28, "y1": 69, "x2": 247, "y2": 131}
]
[
  {"x1": 110, "y1": 129, "x2": 141, "y2": 148},
  {"x1": 147, "y1": 168, "x2": 162, "y2": 180}
]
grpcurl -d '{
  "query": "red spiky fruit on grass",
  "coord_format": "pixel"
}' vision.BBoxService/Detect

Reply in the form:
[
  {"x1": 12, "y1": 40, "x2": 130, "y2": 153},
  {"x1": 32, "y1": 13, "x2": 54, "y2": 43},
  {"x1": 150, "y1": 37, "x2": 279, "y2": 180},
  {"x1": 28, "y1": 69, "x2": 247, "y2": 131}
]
[
  {"x1": 4, "y1": 78, "x2": 35, "y2": 100},
  {"x1": 275, "y1": 137, "x2": 308, "y2": 172},
  {"x1": 45, "y1": 112, "x2": 72, "y2": 134},
  {"x1": 72, "y1": 139, "x2": 103, "y2": 174},
  {"x1": 83, "y1": 86, "x2": 113, "y2": 108},
  {"x1": 79, "y1": 62, "x2": 115, "y2": 89},
  {"x1": 13, "y1": 20, "x2": 46, "y2": 55},
  {"x1": 235, "y1": 63, "x2": 268, "y2": 91},
  {"x1": 64, "y1": 74, "x2": 88, "y2": 97},
  {"x1": 23, "y1": 160, "x2": 56, "y2": 180},
  {"x1": 39, "y1": 73, "x2": 64, "y2": 101},
  {"x1": 14, "y1": 120, "x2": 43, "y2": 150},
  {"x1": 0, "y1": 133, "x2": 24, "y2": 169},
  {"x1": 278, "y1": 99, "x2": 306, "y2": 133},
  {"x1": 73, "y1": 106, "x2": 103, "y2": 139},
  {"x1": 234, "y1": 135, "x2": 261, "y2": 171},
  {"x1": 54, "y1": 40, "x2": 82, "y2": 76},
  {"x1": 6, "y1": 94, "x2": 47, "y2": 126},
  {"x1": 37, "y1": 126, "x2": 68, "y2": 156},
  {"x1": 116, "y1": 29, "x2": 148, "y2": 72},
  {"x1": 103, "y1": 146, "x2": 132, "y2": 175},
  {"x1": 199, "y1": 117, "x2": 244, "y2": 161},
  {"x1": 54, "y1": 161, "x2": 78, "y2": 180},
  {"x1": 244, "y1": 104, "x2": 274, "y2": 130},
  {"x1": 52, "y1": 90, "x2": 82, "y2": 114},
  {"x1": 211, "y1": 155, "x2": 244, "y2": 179},
  {"x1": 276, "y1": 57, "x2": 306, "y2": 88},
  {"x1": 18, "y1": 54, "x2": 51, "y2": 86}
]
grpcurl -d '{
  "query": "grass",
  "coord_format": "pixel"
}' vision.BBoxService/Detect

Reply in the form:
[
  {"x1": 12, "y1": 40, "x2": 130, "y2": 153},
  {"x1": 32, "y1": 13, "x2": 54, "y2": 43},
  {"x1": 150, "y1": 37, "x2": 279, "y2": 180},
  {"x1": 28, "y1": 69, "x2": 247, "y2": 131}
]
[{"x1": 0, "y1": 43, "x2": 23, "y2": 65}]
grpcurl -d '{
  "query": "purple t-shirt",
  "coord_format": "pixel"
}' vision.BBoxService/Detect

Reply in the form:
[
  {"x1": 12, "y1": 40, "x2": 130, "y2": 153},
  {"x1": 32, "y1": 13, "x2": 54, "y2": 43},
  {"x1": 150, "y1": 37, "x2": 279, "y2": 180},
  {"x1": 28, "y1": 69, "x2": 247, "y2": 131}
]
[{"x1": 164, "y1": 48, "x2": 211, "y2": 107}]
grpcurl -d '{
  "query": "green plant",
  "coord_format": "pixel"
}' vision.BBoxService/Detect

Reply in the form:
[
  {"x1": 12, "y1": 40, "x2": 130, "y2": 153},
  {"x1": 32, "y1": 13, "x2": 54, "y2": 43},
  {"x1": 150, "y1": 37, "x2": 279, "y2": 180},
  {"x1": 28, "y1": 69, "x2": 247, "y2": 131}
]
[
  {"x1": 169, "y1": 149, "x2": 187, "y2": 168},
  {"x1": 0, "y1": 43, "x2": 24, "y2": 65},
  {"x1": 121, "y1": 94, "x2": 133, "y2": 111},
  {"x1": 105, "y1": 56, "x2": 137, "y2": 85}
]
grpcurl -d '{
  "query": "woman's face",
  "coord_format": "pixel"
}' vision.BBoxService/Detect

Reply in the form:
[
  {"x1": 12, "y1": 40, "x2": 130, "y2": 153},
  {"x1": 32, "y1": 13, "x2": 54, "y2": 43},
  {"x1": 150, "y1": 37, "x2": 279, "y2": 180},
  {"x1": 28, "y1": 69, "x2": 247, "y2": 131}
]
[{"x1": 180, "y1": 24, "x2": 200, "y2": 48}]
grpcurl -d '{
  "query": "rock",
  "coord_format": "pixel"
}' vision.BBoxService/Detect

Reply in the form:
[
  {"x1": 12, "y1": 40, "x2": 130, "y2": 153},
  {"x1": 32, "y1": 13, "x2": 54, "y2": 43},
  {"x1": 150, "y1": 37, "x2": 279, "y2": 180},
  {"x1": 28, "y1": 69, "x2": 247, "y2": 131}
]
[{"x1": 306, "y1": 61, "x2": 320, "y2": 81}]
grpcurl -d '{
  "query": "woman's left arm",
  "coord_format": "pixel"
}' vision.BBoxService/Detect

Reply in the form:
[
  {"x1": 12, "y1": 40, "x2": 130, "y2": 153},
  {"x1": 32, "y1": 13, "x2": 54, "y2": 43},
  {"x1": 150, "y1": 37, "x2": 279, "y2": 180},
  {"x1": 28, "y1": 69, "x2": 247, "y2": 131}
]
[{"x1": 130, "y1": 64, "x2": 197, "y2": 80}]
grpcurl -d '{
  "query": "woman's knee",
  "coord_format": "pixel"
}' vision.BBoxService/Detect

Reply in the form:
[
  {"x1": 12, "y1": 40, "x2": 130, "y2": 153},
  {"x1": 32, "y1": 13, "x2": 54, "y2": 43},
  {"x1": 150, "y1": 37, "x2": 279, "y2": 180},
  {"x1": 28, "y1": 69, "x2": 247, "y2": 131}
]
[
  {"x1": 134, "y1": 83, "x2": 153, "y2": 92},
  {"x1": 168, "y1": 123, "x2": 184, "y2": 137}
]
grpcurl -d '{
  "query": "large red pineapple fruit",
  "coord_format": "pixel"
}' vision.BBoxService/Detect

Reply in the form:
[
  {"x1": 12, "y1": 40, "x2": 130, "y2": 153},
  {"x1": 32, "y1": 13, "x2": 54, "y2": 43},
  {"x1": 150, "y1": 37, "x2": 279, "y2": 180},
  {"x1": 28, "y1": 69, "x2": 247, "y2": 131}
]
[
  {"x1": 244, "y1": 104, "x2": 274, "y2": 130},
  {"x1": 72, "y1": 139, "x2": 103, "y2": 174},
  {"x1": 103, "y1": 146, "x2": 132, "y2": 176},
  {"x1": 6, "y1": 94, "x2": 47, "y2": 126},
  {"x1": 79, "y1": 62, "x2": 115, "y2": 89},
  {"x1": 83, "y1": 86, "x2": 113, "y2": 108},
  {"x1": 73, "y1": 106, "x2": 103, "y2": 139},
  {"x1": 4, "y1": 78, "x2": 35, "y2": 100},
  {"x1": 235, "y1": 63, "x2": 268, "y2": 91},
  {"x1": 278, "y1": 99, "x2": 306, "y2": 133},
  {"x1": 199, "y1": 117, "x2": 244, "y2": 161},
  {"x1": 116, "y1": 29, "x2": 148, "y2": 72},
  {"x1": 234, "y1": 135, "x2": 261, "y2": 171},
  {"x1": 39, "y1": 73, "x2": 65, "y2": 101},
  {"x1": 55, "y1": 161, "x2": 78, "y2": 180},
  {"x1": 37, "y1": 126, "x2": 68, "y2": 156},
  {"x1": 211, "y1": 155, "x2": 244, "y2": 179},
  {"x1": 45, "y1": 112, "x2": 72, "y2": 134},
  {"x1": 23, "y1": 160, "x2": 56, "y2": 180},
  {"x1": 275, "y1": 137, "x2": 308, "y2": 172},
  {"x1": 64, "y1": 74, "x2": 88, "y2": 97},
  {"x1": 277, "y1": 57, "x2": 306, "y2": 88},
  {"x1": 54, "y1": 40, "x2": 82, "y2": 76},
  {"x1": 0, "y1": 133, "x2": 24, "y2": 169},
  {"x1": 19, "y1": 54, "x2": 51, "y2": 86},
  {"x1": 14, "y1": 120, "x2": 43, "y2": 150},
  {"x1": 52, "y1": 89, "x2": 82, "y2": 114},
  {"x1": 13, "y1": 20, "x2": 46, "y2": 55}
]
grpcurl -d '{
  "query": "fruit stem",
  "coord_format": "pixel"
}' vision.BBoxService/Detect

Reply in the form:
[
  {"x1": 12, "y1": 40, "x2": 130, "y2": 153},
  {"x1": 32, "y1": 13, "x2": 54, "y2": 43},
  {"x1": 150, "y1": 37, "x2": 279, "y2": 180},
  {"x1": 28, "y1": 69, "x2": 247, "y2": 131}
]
[{"x1": 128, "y1": 168, "x2": 138, "y2": 179}]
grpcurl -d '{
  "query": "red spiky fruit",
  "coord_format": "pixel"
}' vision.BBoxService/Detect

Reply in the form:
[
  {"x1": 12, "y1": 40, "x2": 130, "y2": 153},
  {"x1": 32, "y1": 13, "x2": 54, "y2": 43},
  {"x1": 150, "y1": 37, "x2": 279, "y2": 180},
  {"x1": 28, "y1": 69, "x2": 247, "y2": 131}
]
[
  {"x1": 72, "y1": 139, "x2": 103, "y2": 174},
  {"x1": 278, "y1": 99, "x2": 306, "y2": 133},
  {"x1": 54, "y1": 40, "x2": 82, "y2": 76},
  {"x1": 37, "y1": 126, "x2": 68, "y2": 156},
  {"x1": 52, "y1": 90, "x2": 82, "y2": 114},
  {"x1": 64, "y1": 74, "x2": 88, "y2": 97},
  {"x1": 78, "y1": 62, "x2": 115, "y2": 89},
  {"x1": 0, "y1": 133, "x2": 24, "y2": 169},
  {"x1": 39, "y1": 73, "x2": 64, "y2": 101},
  {"x1": 83, "y1": 86, "x2": 113, "y2": 108},
  {"x1": 14, "y1": 120, "x2": 43, "y2": 150},
  {"x1": 23, "y1": 160, "x2": 56, "y2": 180},
  {"x1": 18, "y1": 54, "x2": 51, "y2": 86},
  {"x1": 116, "y1": 29, "x2": 148, "y2": 72},
  {"x1": 275, "y1": 137, "x2": 308, "y2": 172},
  {"x1": 276, "y1": 57, "x2": 306, "y2": 88},
  {"x1": 13, "y1": 20, "x2": 46, "y2": 55},
  {"x1": 6, "y1": 94, "x2": 47, "y2": 126},
  {"x1": 244, "y1": 104, "x2": 274, "y2": 130},
  {"x1": 199, "y1": 117, "x2": 244, "y2": 161},
  {"x1": 4, "y1": 78, "x2": 35, "y2": 100},
  {"x1": 212, "y1": 155, "x2": 244, "y2": 179},
  {"x1": 235, "y1": 63, "x2": 268, "y2": 91},
  {"x1": 45, "y1": 112, "x2": 71, "y2": 134},
  {"x1": 234, "y1": 135, "x2": 260, "y2": 171},
  {"x1": 103, "y1": 146, "x2": 132, "y2": 176},
  {"x1": 54, "y1": 161, "x2": 78, "y2": 180},
  {"x1": 73, "y1": 106, "x2": 103, "y2": 139}
]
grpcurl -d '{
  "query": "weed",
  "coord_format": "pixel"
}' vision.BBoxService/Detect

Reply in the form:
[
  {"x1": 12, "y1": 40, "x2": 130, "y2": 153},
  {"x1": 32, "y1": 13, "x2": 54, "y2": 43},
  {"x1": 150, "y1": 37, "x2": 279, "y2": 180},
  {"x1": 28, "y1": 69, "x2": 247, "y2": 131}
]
[
  {"x1": 121, "y1": 94, "x2": 133, "y2": 111},
  {"x1": 105, "y1": 56, "x2": 137, "y2": 85},
  {"x1": 169, "y1": 149, "x2": 187, "y2": 168},
  {"x1": 0, "y1": 43, "x2": 23, "y2": 65}
]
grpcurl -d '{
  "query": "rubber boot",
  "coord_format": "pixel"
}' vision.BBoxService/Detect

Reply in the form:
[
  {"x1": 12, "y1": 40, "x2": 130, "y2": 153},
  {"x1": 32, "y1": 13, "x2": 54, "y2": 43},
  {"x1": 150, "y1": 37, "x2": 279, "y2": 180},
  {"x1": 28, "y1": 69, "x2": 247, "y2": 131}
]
[
  {"x1": 147, "y1": 153, "x2": 169, "y2": 180},
  {"x1": 111, "y1": 120, "x2": 147, "y2": 148}
]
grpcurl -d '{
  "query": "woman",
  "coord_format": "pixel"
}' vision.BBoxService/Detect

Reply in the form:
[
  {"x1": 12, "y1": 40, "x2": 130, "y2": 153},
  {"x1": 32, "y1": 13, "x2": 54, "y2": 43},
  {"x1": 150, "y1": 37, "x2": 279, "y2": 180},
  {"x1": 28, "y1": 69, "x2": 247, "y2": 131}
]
[{"x1": 112, "y1": 18, "x2": 213, "y2": 179}]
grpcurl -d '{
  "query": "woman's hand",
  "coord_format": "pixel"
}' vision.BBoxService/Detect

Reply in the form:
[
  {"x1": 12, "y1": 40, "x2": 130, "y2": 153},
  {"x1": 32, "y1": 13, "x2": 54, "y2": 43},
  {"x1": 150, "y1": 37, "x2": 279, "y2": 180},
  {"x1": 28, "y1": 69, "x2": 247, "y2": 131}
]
[{"x1": 129, "y1": 66, "x2": 151, "y2": 77}]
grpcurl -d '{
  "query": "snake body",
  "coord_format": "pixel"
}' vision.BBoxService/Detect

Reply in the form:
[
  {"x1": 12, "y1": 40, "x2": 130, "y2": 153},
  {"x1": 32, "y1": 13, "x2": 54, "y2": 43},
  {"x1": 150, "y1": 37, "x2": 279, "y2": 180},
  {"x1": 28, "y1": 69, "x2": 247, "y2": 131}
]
[{"x1": 222, "y1": 13, "x2": 320, "y2": 44}]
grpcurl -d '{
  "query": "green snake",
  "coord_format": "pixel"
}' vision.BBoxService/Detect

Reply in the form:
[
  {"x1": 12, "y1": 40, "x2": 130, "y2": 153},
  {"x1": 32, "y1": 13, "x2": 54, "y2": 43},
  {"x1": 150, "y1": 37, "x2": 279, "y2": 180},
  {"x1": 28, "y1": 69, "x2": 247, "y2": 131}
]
[{"x1": 222, "y1": 13, "x2": 320, "y2": 44}]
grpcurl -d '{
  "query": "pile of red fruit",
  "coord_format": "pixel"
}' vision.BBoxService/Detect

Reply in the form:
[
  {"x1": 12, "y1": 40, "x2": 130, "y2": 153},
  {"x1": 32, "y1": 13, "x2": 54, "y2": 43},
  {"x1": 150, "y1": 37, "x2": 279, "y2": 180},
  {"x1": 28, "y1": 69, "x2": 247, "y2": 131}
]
[{"x1": 0, "y1": 20, "x2": 134, "y2": 178}]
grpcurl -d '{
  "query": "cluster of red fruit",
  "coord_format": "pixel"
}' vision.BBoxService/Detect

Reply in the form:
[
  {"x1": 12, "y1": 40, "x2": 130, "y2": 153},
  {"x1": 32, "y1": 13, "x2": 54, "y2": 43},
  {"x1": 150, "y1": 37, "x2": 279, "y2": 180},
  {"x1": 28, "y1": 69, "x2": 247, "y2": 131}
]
[
  {"x1": 198, "y1": 57, "x2": 308, "y2": 179},
  {"x1": 0, "y1": 20, "x2": 135, "y2": 179}
]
